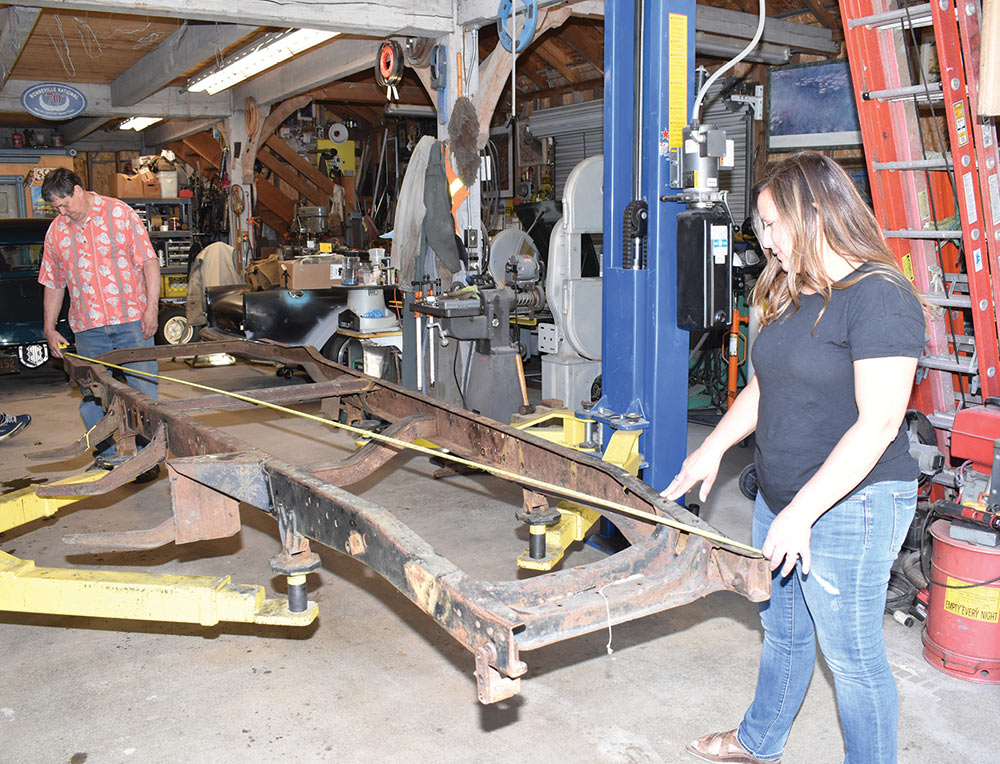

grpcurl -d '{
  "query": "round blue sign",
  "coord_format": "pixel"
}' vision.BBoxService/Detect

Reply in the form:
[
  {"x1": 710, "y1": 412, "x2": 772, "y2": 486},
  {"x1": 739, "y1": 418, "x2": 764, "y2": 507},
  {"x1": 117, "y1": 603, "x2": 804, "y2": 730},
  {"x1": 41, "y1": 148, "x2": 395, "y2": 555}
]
[{"x1": 20, "y1": 82, "x2": 87, "y2": 120}]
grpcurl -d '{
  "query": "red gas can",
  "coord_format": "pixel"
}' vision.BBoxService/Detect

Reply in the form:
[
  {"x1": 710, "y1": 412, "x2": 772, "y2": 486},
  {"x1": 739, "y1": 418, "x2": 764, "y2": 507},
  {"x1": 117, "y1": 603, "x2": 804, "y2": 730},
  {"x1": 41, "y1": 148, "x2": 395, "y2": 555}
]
[{"x1": 922, "y1": 520, "x2": 1000, "y2": 683}]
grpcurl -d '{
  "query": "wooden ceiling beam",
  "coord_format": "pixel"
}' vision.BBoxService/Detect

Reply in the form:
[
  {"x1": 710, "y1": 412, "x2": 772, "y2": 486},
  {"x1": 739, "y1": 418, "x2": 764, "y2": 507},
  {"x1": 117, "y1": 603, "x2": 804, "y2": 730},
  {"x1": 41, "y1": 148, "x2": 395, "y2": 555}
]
[
  {"x1": 6, "y1": 1, "x2": 452, "y2": 37},
  {"x1": 0, "y1": 6, "x2": 39, "y2": 90},
  {"x1": 0, "y1": 79, "x2": 230, "y2": 119},
  {"x1": 111, "y1": 23, "x2": 256, "y2": 107},
  {"x1": 61, "y1": 117, "x2": 115, "y2": 145},
  {"x1": 235, "y1": 39, "x2": 381, "y2": 109},
  {"x1": 533, "y1": 38, "x2": 584, "y2": 84},
  {"x1": 308, "y1": 81, "x2": 430, "y2": 106},
  {"x1": 344, "y1": 104, "x2": 386, "y2": 125},
  {"x1": 147, "y1": 118, "x2": 219, "y2": 148},
  {"x1": 558, "y1": 25, "x2": 603, "y2": 74}
]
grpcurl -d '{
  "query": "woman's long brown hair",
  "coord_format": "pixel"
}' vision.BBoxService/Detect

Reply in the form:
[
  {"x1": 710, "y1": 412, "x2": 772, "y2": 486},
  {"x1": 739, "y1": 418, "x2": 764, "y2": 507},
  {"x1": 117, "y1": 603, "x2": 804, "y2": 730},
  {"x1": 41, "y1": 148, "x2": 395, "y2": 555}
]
[{"x1": 749, "y1": 151, "x2": 916, "y2": 326}]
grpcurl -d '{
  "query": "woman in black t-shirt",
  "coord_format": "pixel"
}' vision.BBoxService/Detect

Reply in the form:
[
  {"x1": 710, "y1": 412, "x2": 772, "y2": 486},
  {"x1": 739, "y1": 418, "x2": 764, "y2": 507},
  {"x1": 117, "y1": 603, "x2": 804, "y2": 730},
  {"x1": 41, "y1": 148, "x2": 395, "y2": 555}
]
[{"x1": 664, "y1": 152, "x2": 924, "y2": 764}]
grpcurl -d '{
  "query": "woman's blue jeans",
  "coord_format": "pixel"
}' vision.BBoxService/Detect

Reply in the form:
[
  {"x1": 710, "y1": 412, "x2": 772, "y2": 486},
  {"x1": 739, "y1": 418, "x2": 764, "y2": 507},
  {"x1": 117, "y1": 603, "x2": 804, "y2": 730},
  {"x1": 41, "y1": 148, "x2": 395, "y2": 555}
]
[
  {"x1": 736, "y1": 480, "x2": 916, "y2": 764},
  {"x1": 73, "y1": 321, "x2": 158, "y2": 457}
]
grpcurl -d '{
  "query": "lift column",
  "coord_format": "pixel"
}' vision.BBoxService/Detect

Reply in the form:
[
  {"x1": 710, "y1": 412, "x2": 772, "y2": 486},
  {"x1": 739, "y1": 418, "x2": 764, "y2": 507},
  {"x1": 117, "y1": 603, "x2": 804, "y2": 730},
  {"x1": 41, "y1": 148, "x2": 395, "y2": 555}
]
[{"x1": 602, "y1": 0, "x2": 694, "y2": 488}]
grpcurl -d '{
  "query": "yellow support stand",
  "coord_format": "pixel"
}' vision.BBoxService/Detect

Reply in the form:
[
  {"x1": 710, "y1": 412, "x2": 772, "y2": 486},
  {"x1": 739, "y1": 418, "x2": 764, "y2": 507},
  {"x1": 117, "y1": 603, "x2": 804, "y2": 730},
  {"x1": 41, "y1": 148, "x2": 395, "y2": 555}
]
[
  {"x1": 512, "y1": 408, "x2": 645, "y2": 570},
  {"x1": 0, "y1": 550, "x2": 317, "y2": 627},
  {"x1": 0, "y1": 470, "x2": 316, "y2": 627},
  {"x1": 602, "y1": 429, "x2": 644, "y2": 477},
  {"x1": 0, "y1": 471, "x2": 106, "y2": 534},
  {"x1": 510, "y1": 408, "x2": 598, "y2": 454},
  {"x1": 516, "y1": 502, "x2": 603, "y2": 571}
]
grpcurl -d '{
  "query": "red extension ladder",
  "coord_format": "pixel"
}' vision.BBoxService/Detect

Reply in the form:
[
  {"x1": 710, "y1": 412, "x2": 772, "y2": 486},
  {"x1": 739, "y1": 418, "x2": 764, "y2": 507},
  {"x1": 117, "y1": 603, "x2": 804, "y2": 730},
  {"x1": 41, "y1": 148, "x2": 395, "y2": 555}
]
[{"x1": 839, "y1": 0, "x2": 1000, "y2": 449}]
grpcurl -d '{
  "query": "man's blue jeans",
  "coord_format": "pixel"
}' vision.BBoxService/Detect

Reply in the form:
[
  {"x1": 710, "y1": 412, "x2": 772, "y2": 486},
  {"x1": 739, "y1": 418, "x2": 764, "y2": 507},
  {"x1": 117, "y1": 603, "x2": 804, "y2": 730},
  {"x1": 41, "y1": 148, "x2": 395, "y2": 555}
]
[
  {"x1": 737, "y1": 480, "x2": 916, "y2": 764},
  {"x1": 73, "y1": 321, "x2": 158, "y2": 457}
]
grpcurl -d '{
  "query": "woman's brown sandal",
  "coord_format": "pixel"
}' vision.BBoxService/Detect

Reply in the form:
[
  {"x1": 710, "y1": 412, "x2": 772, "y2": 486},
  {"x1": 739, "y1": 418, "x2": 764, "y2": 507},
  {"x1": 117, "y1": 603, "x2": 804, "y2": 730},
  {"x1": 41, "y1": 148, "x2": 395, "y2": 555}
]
[{"x1": 685, "y1": 729, "x2": 780, "y2": 764}]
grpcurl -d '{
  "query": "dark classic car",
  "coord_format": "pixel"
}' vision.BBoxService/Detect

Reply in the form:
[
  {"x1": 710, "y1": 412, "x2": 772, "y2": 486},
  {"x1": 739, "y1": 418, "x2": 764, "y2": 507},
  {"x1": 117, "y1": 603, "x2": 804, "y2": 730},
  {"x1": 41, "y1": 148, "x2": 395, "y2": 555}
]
[{"x1": 0, "y1": 218, "x2": 72, "y2": 374}]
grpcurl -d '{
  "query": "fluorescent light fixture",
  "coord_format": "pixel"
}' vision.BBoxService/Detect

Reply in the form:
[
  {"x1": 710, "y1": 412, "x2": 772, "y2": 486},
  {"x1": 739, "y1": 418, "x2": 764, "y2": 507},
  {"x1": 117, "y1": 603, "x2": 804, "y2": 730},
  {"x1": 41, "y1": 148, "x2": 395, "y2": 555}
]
[
  {"x1": 385, "y1": 104, "x2": 437, "y2": 118},
  {"x1": 119, "y1": 116, "x2": 163, "y2": 131},
  {"x1": 186, "y1": 28, "x2": 339, "y2": 95}
]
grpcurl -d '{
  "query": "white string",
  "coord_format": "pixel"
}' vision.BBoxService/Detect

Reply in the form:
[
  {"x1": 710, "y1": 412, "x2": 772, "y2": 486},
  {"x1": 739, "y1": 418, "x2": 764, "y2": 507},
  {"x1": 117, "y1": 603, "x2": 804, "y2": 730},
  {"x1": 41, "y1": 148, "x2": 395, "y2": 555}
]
[
  {"x1": 596, "y1": 573, "x2": 644, "y2": 655},
  {"x1": 73, "y1": 17, "x2": 103, "y2": 59},
  {"x1": 48, "y1": 16, "x2": 75, "y2": 77}
]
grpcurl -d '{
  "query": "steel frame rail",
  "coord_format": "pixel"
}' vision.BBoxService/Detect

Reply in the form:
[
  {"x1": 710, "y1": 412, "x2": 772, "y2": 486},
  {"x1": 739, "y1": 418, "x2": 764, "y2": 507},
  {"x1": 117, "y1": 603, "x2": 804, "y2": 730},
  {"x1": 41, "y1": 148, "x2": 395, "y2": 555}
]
[{"x1": 33, "y1": 339, "x2": 769, "y2": 704}]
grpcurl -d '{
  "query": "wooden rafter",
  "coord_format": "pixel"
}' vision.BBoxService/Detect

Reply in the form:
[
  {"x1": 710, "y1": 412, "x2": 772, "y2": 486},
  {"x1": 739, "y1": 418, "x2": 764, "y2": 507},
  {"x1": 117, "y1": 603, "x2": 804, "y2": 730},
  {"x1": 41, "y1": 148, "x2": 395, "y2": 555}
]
[
  {"x1": 258, "y1": 147, "x2": 330, "y2": 208},
  {"x1": 264, "y1": 136, "x2": 335, "y2": 195},
  {"x1": 180, "y1": 132, "x2": 222, "y2": 170},
  {"x1": 307, "y1": 81, "x2": 430, "y2": 106},
  {"x1": 802, "y1": 0, "x2": 841, "y2": 32},
  {"x1": 167, "y1": 141, "x2": 214, "y2": 181},
  {"x1": 526, "y1": 76, "x2": 603, "y2": 101},
  {"x1": 533, "y1": 37, "x2": 584, "y2": 83},
  {"x1": 257, "y1": 209, "x2": 289, "y2": 237},
  {"x1": 254, "y1": 173, "x2": 295, "y2": 225},
  {"x1": 513, "y1": 54, "x2": 548, "y2": 90},
  {"x1": 559, "y1": 25, "x2": 603, "y2": 74},
  {"x1": 242, "y1": 95, "x2": 311, "y2": 179}
]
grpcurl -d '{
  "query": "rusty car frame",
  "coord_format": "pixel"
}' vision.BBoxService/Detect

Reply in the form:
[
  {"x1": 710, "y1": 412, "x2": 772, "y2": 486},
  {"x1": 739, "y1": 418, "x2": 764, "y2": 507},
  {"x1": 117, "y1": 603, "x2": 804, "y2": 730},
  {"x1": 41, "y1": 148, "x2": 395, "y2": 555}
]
[{"x1": 33, "y1": 339, "x2": 769, "y2": 703}]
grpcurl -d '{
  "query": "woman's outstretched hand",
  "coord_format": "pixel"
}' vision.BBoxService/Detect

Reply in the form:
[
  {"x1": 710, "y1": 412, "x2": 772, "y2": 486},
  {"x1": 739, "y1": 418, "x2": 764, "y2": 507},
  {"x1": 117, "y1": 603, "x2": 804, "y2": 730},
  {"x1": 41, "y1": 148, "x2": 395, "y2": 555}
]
[{"x1": 661, "y1": 444, "x2": 724, "y2": 503}]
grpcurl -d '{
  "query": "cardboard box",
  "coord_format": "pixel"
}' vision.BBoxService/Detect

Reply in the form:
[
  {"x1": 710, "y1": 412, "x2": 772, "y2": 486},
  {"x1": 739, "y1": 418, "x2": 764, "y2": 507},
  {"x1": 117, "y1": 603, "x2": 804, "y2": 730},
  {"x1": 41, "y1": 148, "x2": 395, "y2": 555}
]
[
  {"x1": 280, "y1": 255, "x2": 344, "y2": 290},
  {"x1": 114, "y1": 172, "x2": 143, "y2": 199},
  {"x1": 137, "y1": 166, "x2": 160, "y2": 197}
]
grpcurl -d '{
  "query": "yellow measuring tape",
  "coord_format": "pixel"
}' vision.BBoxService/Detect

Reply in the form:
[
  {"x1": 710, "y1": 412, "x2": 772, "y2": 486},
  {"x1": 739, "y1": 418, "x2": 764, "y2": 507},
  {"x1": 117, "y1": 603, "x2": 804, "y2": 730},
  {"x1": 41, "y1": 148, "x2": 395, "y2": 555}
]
[{"x1": 62, "y1": 348, "x2": 762, "y2": 556}]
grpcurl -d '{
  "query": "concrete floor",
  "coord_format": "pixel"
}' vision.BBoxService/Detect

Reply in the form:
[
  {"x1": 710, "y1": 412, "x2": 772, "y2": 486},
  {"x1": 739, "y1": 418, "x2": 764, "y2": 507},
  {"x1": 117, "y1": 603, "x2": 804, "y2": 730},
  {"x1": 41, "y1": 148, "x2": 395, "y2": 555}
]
[{"x1": 1, "y1": 360, "x2": 996, "y2": 764}]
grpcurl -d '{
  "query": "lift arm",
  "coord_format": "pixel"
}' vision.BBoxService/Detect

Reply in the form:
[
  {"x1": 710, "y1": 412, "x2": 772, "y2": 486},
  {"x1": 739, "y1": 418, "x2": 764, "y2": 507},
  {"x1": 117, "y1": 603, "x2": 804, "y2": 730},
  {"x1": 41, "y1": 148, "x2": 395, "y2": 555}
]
[{"x1": 0, "y1": 551, "x2": 316, "y2": 627}]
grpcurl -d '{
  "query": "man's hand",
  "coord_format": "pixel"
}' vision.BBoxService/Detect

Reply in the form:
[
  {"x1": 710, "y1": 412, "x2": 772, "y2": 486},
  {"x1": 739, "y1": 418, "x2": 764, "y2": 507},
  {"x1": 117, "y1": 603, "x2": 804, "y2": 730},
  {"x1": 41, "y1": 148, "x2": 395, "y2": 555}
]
[
  {"x1": 140, "y1": 304, "x2": 158, "y2": 339},
  {"x1": 44, "y1": 328, "x2": 70, "y2": 358}
]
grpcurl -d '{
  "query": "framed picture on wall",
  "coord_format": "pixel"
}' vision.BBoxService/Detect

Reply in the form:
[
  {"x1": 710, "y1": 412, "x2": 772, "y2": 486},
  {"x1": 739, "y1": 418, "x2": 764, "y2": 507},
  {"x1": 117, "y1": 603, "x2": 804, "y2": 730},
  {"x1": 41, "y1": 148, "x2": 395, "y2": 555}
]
[
  {"x1": 0, "y1": 176, "x2": 27, "y2": 219},
  {"x1": 490, "y1": 126, "x2": 515, "y2": 198},
  {"x1": 766, "y1": 59, "x2": 863, "y2": 151}
]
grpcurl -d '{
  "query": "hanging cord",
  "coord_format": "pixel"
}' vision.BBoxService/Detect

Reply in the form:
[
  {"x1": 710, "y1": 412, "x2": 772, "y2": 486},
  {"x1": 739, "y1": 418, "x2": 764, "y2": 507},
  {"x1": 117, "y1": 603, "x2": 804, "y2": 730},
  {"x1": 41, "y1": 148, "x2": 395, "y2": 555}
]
[
  {"x1": 58, "y1": 348, "x2": 762, "y2": 556},
  {"x1": 692, "y1": 0, "x2": 765, "y2": 122},
  {"x1": 597, "y1": 573, "x2": 644, "y2": 655},
  {"x1": 244, "y1": 96, "x2": 260, "y2": 143},
  {"x1": 229, "y1": 184, "x2": 246, "y2": 253}
]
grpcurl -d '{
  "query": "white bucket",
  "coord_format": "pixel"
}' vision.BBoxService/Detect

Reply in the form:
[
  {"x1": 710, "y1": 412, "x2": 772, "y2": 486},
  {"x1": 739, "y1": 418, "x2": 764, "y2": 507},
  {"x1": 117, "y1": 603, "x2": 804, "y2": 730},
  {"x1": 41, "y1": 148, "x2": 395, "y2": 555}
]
[{"x1": 157, "y1": 170, "x2": 178, "y2": 198}]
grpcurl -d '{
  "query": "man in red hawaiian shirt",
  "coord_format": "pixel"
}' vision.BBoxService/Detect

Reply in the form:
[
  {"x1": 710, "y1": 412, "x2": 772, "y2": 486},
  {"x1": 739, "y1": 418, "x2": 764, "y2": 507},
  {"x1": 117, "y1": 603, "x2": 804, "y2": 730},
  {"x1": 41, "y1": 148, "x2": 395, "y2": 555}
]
[{"x1": 39, "y1": 167, "x2": 160, "y2": 468}]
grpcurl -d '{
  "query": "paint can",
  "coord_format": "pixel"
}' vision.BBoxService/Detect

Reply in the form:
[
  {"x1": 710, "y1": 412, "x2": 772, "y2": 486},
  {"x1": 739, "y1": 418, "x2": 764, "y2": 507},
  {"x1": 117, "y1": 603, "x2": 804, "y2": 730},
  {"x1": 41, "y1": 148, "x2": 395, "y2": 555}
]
[{"x1": 922, "y1": 519, "x2": 1000, "y2": 683}]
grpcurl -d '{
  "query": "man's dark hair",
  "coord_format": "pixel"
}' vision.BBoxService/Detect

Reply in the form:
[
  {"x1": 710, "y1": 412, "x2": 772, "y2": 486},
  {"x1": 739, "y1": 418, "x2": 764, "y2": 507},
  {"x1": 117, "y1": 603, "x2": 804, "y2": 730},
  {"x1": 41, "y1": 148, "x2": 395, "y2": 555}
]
[{"x1": 41, "y1": 167, "x2": 85, "y2": 202}]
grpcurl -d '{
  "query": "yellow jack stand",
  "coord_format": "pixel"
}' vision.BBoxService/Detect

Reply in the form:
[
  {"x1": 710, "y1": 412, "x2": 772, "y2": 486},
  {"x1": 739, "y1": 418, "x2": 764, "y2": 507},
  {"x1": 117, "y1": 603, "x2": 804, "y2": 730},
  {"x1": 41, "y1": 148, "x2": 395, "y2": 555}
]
[
  {"x1": 0, "y1": 470, "x2": 317, "y2": 627},
  {"x1": 512, "y1": 408, "x2": 645, "y2": 571}
]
